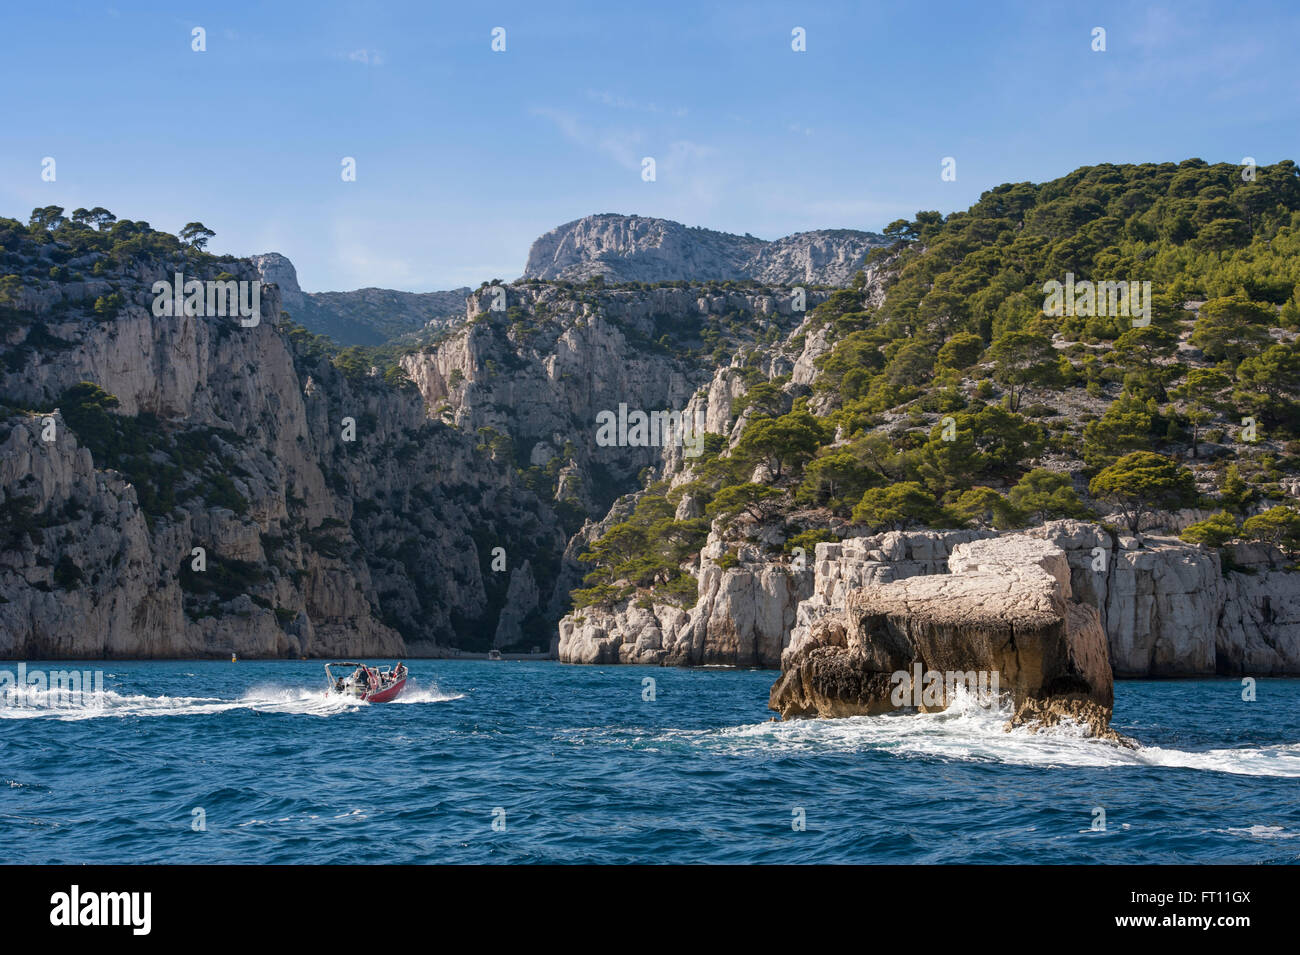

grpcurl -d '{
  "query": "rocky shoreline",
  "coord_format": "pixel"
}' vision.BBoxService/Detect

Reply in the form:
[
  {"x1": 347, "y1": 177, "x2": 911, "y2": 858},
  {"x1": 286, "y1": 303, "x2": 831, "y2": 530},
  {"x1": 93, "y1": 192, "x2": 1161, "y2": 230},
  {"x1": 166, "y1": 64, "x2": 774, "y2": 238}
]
[
  {"x1": 560, "y1": 519, "x2": 1300, "y2": 678},
  {"x1": 558, "y1": 518, "x2": 1300, "y2": 736}
]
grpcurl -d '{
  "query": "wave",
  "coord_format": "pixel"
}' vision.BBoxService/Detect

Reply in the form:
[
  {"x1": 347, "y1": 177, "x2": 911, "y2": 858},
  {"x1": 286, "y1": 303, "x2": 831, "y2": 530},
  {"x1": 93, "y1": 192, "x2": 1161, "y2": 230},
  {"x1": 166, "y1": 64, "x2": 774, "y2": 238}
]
[
  {"x1": 641, "y1": 688, "x2": 1300, "y2": 779},
  {"x1": 0, "y1": 679, "x2": 463, "y2": 720}
]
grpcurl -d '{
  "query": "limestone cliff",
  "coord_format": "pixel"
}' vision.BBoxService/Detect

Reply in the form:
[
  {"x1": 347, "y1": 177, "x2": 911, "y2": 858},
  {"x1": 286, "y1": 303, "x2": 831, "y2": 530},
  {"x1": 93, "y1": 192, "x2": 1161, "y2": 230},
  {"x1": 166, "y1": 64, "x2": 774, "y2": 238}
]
[
  {"x1": 0, "y1": 233, "x2": 562, "y2": 657},
  {"x1": 400, "y1": 282, "x2": 831, "y2": 520},
  {"x1": 558, "y1": 519, "x2": 1300, "y2": 677},
  {"x1": 558, "y1": 539, "x2": 812, "y2": 667},
  {"x1": 522, "y1": 214, "x2": 886, "y2": 286}
]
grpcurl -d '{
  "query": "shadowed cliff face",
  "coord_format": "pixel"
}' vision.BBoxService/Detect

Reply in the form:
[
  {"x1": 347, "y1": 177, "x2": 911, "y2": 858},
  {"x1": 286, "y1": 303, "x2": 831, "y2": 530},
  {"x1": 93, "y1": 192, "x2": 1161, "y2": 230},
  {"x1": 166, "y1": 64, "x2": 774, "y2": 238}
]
[
  {"x1": 0, "y1": 236, "x2": 564, "y2": 657},
  {"x1": 399, "y1": 280, "x2": 843, "y2": 628}
]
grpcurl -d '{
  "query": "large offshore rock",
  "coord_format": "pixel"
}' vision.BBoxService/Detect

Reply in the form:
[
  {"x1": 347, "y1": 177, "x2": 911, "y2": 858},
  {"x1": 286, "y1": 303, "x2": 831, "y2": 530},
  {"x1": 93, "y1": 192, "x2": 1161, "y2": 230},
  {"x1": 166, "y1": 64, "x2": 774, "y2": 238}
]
[
  {"x1": 785, "y1": 520, "x2": 1300, "y2": 678},
  {"x1": 789, "y1": 529, "x2": 996, "y2": 655},
  {"x1": 769, "y1": 536, "x2": 1115, "y2": 735}
]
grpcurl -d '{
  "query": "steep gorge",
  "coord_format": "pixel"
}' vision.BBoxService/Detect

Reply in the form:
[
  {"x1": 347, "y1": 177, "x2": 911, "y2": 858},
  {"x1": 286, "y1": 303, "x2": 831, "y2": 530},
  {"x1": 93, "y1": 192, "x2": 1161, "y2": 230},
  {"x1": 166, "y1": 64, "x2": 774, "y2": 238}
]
[{"x1": 6, "y1": 162, "x2": 1300, "y2": 675}]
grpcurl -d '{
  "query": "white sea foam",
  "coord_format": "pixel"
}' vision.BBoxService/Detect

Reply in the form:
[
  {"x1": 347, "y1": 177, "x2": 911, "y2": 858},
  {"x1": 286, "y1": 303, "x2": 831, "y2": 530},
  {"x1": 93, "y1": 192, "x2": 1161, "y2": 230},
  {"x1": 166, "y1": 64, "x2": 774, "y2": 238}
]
[
  {"x1": 387, "y1": 680, "x2": 465, "y2": 704},
  {"x1": 0, "y1": 680, "x2": 462, "y2": 720},
  {"x1": 1217, "y1": 825, "x2": 1299, "y2": 839},
  {"x1": 656, "y1": 689, "x2": 1300, "y2": 779}
]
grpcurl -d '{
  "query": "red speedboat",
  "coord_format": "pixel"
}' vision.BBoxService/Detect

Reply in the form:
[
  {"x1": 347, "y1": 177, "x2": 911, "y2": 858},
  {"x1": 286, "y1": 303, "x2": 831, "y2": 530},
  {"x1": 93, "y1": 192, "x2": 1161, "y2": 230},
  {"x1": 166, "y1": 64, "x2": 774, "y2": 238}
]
[{"x1": 325, "y1": 661, "x2": 409, "y2": 703}]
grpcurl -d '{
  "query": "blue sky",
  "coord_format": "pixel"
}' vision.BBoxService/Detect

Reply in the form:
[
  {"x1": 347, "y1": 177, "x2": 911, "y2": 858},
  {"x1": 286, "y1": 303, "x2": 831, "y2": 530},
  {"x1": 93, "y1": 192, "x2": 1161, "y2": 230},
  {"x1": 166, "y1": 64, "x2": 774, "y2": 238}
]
[{"x1": 2, "y1": 1, "x2": 1297, "y2": 291}]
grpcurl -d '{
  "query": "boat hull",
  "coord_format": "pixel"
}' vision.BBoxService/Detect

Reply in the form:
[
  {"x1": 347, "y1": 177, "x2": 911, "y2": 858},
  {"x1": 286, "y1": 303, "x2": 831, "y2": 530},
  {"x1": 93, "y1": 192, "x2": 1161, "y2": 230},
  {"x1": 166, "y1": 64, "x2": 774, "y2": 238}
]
[{"x1": 363, "y1": 676, "x2": 407, "y2": 703}]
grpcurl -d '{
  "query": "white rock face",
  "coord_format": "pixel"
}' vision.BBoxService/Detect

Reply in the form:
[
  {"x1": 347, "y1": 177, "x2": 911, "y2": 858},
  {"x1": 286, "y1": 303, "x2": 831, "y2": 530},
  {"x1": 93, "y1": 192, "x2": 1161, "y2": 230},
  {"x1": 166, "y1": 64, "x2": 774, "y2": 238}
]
[
  {"x1": 1022, "y1": 521, "x2": 1222, "y2": 676},
  {"x1": 789, "y1": 530, "x2": 995, "y2": 659},
  {"x1": 522, "y1": 215, "x2": 886, "y2": 286},
  {"x1": 790, "y1": 321, "x2": 832, "y2": 387},
  {"x1": 558, "y1": 602, "x2": 689, "y2": 665},
  {"x1": 0, "y1": 415, "x2": 172, "y2": 656},
  {"x1": 248, "y1": 252, "x2": 304, "y2": 309},
  {"x1": 670, "y1": 559, "x2": 812, "y2": 666},
  {"x1": 948, "y1": 536, "x2": 1073, "y2": 597},
  {"x1": 557, "y1": 556, "x2": 812, "y2": 667}
]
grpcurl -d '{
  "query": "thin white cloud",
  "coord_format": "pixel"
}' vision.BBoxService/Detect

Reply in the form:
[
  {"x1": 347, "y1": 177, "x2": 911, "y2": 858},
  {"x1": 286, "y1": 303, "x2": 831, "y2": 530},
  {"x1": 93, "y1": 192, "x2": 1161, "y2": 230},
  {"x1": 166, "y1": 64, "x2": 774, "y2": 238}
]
[
  {"x1": 532, "y1": 107, "x2": 645, "y2": 171},
  {"x1": 586, "y1": 89, "x2": 687, "y2": 117},
  {"x1": 532, "y1": 108, "x2": 720, "y2": 191}
]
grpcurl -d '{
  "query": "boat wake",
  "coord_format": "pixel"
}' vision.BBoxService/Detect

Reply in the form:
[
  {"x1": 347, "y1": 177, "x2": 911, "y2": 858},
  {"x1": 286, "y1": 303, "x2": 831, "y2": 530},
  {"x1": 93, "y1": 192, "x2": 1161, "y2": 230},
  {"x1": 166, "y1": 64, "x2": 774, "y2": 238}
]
[
  {"x1": 641, "y1": 689, "x2": 1300, "y2": 779},
  {"x1": 0, "y1": 680, "x2": 463, "y2": 720},
  {"x1": 388, "y1": 681, "x2": 466, "y2": 704}
]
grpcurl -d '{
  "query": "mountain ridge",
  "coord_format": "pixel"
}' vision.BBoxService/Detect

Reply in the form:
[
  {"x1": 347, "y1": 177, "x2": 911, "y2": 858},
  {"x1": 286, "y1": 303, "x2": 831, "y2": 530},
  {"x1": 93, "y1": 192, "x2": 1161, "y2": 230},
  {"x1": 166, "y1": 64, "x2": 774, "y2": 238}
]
[
  {"x1": 249, "y1": 252, "x2": 469, "y2": 347},
  {"x1": 254, "y1": 213, "x2": 885, "y2": 346},
  {"x1": 522, "y1": 213, "x2": 887, "y2": 286}
]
